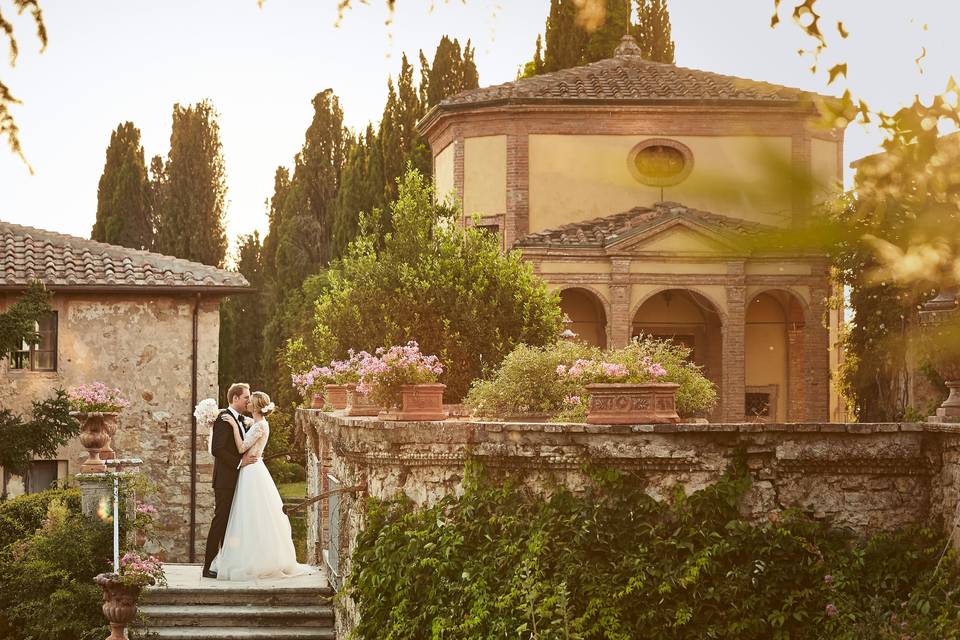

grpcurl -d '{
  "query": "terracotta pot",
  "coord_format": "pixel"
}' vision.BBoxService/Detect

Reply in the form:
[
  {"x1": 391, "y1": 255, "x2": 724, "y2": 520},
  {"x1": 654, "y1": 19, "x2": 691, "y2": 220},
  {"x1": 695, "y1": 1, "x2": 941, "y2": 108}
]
[
  {"x1": 380, "y1": 383, "x2": 447, "y2": 421},
  {"x1": 585, "y1": 383, "x2": 681, "y2": 425},
  {"x1": 325, "y1": 384, "x2": 350, "y2": 410},
  {"x1": 71, "y1": 412, "x2": 120, "y2": 473},
  {"x1": 311, "y1": 391, "x2": 325, "y2": 409},
  {"x1": 345, "y1": 384, "x2": 382, "y2": 417},
  {"x1": 94, "y1": 572, "x2": 150, "y2": 640}
]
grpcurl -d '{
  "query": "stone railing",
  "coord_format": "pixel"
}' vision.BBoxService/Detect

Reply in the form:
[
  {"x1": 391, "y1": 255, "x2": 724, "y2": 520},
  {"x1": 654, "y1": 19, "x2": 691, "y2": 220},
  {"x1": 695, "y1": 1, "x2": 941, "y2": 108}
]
[{"x1": 296, "y1": 410, "x2": 960, "y2": 635}]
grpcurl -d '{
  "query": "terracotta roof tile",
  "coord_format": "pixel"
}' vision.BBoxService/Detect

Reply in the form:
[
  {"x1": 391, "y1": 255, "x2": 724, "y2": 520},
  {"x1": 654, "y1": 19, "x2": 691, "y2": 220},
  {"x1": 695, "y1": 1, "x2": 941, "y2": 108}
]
[
  {"x1": 515, "y1": 201, "x2": 771, "y2": 248},
  {"x1": 0, "y1": 219, "x2": 249, "y2": 290},
  {"x1": 437, "y1": 35, "x2": 819, "y2": 110}
]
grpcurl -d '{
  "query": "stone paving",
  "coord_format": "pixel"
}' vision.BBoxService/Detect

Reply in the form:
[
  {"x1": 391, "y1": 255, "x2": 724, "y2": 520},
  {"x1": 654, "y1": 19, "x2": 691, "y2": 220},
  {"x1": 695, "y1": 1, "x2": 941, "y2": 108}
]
[{"x1": 156, "y1": 563, "x2": 329, "y2": 591}]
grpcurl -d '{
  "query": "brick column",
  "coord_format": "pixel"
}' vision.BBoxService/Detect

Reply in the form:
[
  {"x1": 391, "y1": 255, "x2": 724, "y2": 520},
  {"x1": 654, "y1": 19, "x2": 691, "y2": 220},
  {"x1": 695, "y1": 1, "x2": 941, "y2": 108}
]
[
  {"x1": 453, "y1": 131, "x2": 465, "y2": 216},
  {"x1": 805, "y1": 284, "x2": 831, "y2": 421},
  {"x1": 787, "y1": 327, "x2": 805, "y2": 421},
  {"x1": 609, "y1": 258, "x2": 632, "y2": 348},
  {"x1": 722, "y1": 264, "x2": 746, "y2": 421},
  {"x1": 504, "y1": 132, "x2": 529, "y2": 249}
]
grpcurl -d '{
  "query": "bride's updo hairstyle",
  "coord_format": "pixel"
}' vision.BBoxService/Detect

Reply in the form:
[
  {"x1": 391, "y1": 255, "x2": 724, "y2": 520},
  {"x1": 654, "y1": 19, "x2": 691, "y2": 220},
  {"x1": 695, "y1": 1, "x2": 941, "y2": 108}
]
[{"x1": 251, "y1": 391, "x2": 275, "y2": 416}]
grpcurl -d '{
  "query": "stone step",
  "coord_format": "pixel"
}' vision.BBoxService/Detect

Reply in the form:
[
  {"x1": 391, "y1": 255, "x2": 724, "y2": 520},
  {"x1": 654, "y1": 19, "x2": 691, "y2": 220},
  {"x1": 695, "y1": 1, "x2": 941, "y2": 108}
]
[
  {"x1": 137, "y1": 627, "x2": 335, "y2": 640},
  {"x1": 143, "y1": 587, "x2": 332, "y2": 607},
  {"x1": 139, "y1": 604, "x2": 334, "y2": 628}
]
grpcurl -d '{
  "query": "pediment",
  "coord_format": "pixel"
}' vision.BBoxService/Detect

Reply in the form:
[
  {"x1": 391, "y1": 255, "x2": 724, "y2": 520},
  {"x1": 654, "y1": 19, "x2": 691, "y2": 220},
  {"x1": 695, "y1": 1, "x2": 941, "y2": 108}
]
[{"x1": 606, "y1": 218, "x2": 741, "y2": 255}]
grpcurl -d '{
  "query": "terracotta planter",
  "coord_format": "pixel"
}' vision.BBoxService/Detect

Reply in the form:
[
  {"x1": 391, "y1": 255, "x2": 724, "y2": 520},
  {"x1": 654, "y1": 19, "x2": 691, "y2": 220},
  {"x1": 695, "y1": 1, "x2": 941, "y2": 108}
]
[
  {"x1": 71, "y1": 412, "x2": 119, "y2": 473},
  {"x1": 94, "y1": 573, "x2": 150, "y2": 640},
  {"x1": 380, "y1": 383, "x2": 447, "y2": 421},
  {"x1": 345, "y1": 384, "x2": 382, "y2": 416},
  {"x1": 585, "y1": 383, "x2": 680, "y2": 425},
  {"x1": 311, "y1": 391, "x2": 325, "y2": 409},
  {"x1": 325, "y1": 384, "x2": 350, "y2": 410}
]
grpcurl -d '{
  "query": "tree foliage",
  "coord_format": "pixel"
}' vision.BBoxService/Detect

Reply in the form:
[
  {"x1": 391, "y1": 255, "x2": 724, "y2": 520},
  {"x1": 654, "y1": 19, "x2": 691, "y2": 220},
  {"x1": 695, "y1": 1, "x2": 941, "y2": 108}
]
[
  {"x1": 91, "y1": 122, "x2": 153, "y2": 250},
  {"x1": 0, "y1": 282, "x2": 50, "y2": 356},
  {"x1": 218, "y1": 232, "x2": 266, "y2": 399},
  {"x1": 288, "y1": 168, "x2": 562, "y2": 401},
  {"x1": 0, "y1": 389, "x2": 79, "y2": 474},
  {"x1": 0, "y1": 0, "x2": 46, "y2": 166},
  {"x1": 154, "y1": 100, "x2": 228, "y2": 267},
  {"x1": 351, "y1": 461, "x2": 960, "y2": 640}
]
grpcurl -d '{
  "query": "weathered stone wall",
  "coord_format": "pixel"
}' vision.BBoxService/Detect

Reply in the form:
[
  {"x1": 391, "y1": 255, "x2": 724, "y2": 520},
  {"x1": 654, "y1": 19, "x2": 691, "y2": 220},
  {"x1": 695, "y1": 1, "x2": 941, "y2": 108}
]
[
  {"x1": 0, "y1": 293, "x2": 221, "y2": 561},
  {"x1": 298, "y1": 410, "x2": 960, "y2": 637}
]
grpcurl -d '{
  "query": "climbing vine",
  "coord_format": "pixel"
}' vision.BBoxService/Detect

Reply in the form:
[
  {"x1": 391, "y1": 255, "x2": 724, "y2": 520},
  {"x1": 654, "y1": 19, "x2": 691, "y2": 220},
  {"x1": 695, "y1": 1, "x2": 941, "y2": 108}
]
[{"x1": 349, "y1": 461, "x2": 960, "y2": 639}]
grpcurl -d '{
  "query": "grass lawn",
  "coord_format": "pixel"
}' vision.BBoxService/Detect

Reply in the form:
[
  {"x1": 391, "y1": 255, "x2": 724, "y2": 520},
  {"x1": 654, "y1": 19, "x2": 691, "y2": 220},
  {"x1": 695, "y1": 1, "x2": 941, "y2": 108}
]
[{"x1": 278, "y1": 481, "x2": 307, "y2": 499}]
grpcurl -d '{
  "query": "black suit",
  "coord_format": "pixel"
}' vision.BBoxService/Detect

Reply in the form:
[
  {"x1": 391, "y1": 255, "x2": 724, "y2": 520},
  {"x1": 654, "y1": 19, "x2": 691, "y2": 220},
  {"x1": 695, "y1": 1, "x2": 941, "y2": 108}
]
[{"x1": 202, "y1": 409, "x2": 244, "y2": 573}]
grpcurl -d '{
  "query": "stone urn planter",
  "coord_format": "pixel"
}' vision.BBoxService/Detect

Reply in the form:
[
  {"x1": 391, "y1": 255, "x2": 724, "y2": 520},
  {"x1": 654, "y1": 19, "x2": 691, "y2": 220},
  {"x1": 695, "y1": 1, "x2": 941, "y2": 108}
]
[
  {"x1": 585, "y1": 383, "x2": 681, "y2": 425},
  {"x1": 345, "y1": 384, "x2": 382, "y2": 417},
  {"x1": 325, "y1": 384, "x2": 350, "y2": 410},
  {"x1": 94, "y1": 572, "x2": 152, "y2": 640},
  {"x1": 379, "y1": 383, "x2": 447, "y2": 421},
  {"x1": 71, "y1": 412, "x2": 120, "y2": 473},
  {"x1": 919, "y1": 286, "x2": 960, "y2": 422}
]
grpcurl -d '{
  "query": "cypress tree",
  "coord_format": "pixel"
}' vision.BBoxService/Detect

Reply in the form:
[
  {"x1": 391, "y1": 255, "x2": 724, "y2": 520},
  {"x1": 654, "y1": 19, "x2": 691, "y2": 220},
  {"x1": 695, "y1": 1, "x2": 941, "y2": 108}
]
[
  {"x1": 543, "y1": 0, "x2": 586, "y2": 73},
  {"x1": 331, "y1": 125, "x2": 385, "y2": 260},
  {"x1": 91, "y1": 122, "x2": 153, "y2": 250},
  {"x1": 520, "y1": 34, "x2": 545, "y2": 79},
  {"x1": 154, "y1": 100, "x2": 227, "y2": 267},
  {"x1": 420, "y1": 36, "x2": 480, "y2": 109},
  {"x1": 380, "y1": 54, "x2": 430, "y2": 205},
  {"x1": 634, "y1": 0, "x2": 676, "y2": 63},
  {"x1": 585, "y1": 0, "x2": 632, "y2": 62},
  {"x1": 218, "y1": 232, "x2": 265, "y2": 398}
]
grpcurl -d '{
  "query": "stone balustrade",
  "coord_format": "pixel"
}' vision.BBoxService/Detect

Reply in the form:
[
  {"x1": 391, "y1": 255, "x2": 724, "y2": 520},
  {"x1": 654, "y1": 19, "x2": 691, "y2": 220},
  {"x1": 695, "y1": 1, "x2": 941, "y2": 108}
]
[{"x1": 296, "y1": 410, "x2": 960, "y2": 636}]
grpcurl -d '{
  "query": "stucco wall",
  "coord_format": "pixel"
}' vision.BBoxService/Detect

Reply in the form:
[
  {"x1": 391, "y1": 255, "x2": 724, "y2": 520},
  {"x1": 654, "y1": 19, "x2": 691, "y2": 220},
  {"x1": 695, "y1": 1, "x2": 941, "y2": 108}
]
[
  {"x1": 464, "y1": 135, "x2": 507, "y2": 218},
  {"x1": 528, "y1": 134, "x2": 794, "y2": 232},
  {"x1": 300, "y1": 410, "x2": 960, "y2": 636},
  {"x1": 745, "y1": 293, "x2": 789, "y2": 420},
  {"x1": 0, "y1": 292, "x2": 221, "y2": 561},
  {"x1": 811, "y1": 137, "x2": 841, "y2": 199},
  {"x1": 434, "y1": 142, "x2": 456, "y2": 205}
]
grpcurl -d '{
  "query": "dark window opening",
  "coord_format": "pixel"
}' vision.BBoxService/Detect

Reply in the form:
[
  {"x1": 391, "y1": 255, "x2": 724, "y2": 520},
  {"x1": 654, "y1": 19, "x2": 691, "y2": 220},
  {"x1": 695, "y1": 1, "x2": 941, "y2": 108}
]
[
  {"x1": 8, "y1": 311, "x2": 57, "y2": 372},
  {"x1": 746, "y1": 392, "x2": 772, "y2": 419}
]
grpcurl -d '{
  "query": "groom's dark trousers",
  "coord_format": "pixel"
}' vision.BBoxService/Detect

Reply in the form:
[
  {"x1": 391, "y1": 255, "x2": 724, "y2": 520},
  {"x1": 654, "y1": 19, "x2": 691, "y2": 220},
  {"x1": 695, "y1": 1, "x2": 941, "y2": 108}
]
[{"x1": 202, "y1": 410, "x2": 243, "y2": 574}]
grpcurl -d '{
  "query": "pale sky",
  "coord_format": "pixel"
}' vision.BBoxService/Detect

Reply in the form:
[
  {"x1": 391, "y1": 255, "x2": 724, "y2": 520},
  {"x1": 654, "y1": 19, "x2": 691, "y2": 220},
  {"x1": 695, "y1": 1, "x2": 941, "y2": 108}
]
[{"x1": 2, "y1": 1, "x2": 958, "y2": 254}]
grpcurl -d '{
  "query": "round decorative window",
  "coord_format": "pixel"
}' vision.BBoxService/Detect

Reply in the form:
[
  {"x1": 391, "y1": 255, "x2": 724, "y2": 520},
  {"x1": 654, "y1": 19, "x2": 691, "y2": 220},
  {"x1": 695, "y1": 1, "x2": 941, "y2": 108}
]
[{"x1": 627, "y1": 138, "x2": 694, "y2": 187}]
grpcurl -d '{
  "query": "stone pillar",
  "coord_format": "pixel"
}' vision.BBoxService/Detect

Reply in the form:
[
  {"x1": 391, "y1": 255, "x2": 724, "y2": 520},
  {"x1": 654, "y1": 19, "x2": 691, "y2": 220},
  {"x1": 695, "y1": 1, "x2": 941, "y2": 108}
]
[
  {"x1": 504, "y1": 132, "x2": 529, "y2": 249},
  {"x1": 722, "y1": 264, "x2": 746, "y2": 421},
  {"x1": 609, "y1": 258, "x2": 632, "y2": 348},
  {"x1": 805, "y1": 277, "x2": 831, "y2": 422},
  {"x1": 78, "y1": 473, "x2": 112, "y2": 517},
  {"x1": 787, "y1": 327, "x2": 805, "y2": 421}
]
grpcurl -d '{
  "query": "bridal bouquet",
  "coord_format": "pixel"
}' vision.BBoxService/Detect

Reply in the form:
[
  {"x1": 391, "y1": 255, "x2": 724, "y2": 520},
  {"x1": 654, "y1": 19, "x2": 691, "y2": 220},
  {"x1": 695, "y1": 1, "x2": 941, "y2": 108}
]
[
  {"x1": 194, "y1": 398, "x2": 219, "y2": 454},
  {"x1": 68, "y1": 382, "x2": 130, "y2": 413}
]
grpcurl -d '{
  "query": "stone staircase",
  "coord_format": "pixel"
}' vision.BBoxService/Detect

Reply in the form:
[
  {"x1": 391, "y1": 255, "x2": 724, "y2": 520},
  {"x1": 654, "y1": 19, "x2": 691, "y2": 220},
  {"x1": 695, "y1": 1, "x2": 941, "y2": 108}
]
[{"x1": 134, "y1": 564, "x2": 335, "y2": 640}]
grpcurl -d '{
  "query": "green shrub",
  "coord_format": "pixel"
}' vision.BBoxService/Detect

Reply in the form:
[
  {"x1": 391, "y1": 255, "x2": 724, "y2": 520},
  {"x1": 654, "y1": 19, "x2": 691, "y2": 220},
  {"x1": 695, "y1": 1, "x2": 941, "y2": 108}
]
[
  {"x1": 269, "y1": 459, "x2": 307, "y2": 484},
  {"x1": 0, "y1": 487, "x2": 81, "y2": 551},
  {"x1": 349, "y1": 462, "x2": 960, "y2": 640},
  {"x1": 465, "y1": 336, "x2": 718, "y2": 421},
  {"x1": 285, "y1": 168, "x2": 562, "y2": 401},
  {"x1": 0, "y1": 498, "x2": 110, "y2": 640}
]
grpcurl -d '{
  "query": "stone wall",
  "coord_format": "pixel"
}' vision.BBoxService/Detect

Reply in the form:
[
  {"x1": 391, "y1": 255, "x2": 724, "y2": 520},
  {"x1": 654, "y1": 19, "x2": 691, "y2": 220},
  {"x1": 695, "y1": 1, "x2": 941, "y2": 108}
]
[
  {"x1": 0, "y1": 293, "x2": 222, "y2": 561},
  {"x1": 298, "y1": 410, "x2": 960, "y2": 637}
]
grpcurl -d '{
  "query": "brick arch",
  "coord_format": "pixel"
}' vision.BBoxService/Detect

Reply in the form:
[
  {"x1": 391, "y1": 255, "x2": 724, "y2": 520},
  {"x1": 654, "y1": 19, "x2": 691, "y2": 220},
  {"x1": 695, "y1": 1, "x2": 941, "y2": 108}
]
[
  {"x1": 558, "y1": 285, "x2": 610, "y2": 348},
  {"x1": 746, "y1": 287, "x2": 810, "y2": 325},
  {"x1": 629, "y1": 286, "x2": 727, "y2": 327}
]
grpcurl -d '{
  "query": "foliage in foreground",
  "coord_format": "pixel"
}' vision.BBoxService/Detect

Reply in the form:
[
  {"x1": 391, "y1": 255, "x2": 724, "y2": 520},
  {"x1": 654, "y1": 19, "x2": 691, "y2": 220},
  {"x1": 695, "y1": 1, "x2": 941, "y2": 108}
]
[
  {"x1": 350, "y1": 463, "x2": 960, "y2": 640},
  {"x1": 465, "y1": 336, "x2": 718, "y2": 420},
  {"x1": 0, "y1": 494, "x2": 110, "y2": 640},
  {"x1": 0, "y1": 389, "x2": 79, "y2": 473}
]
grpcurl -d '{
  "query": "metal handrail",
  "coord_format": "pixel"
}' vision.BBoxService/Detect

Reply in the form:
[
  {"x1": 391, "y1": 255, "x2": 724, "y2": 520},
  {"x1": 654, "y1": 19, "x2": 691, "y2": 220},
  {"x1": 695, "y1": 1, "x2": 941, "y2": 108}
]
[
  {"x1": 282, "y1": 481, "x2": 367, "y2": 515},
  {"x1": 262, "y1": 450, "x2": 300, "y2": 463}
]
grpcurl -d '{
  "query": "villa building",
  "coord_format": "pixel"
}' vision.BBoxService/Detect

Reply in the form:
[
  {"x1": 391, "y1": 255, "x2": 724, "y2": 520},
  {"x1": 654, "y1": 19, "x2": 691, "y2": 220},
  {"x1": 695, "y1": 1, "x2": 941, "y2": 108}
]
[{"x1": 418, "y1": 35, "x2": 846, "y2": 422}]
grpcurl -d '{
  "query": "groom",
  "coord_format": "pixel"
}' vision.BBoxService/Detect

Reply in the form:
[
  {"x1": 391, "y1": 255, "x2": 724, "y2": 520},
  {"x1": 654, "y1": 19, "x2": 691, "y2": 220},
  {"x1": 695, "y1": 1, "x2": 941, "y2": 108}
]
[{"x1": 202, "y1": 382, "x2": 259, "y2": 579}]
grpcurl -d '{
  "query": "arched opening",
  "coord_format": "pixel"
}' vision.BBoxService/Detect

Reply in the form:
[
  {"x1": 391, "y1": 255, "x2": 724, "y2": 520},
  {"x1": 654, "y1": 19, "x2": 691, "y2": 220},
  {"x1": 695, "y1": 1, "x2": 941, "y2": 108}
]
[
  {"x1": 559, "y1": 288, "x2": 608, "y2": 348},
  {"x1": 745, "y1": 290, "x2": 806, "y2": 421},
  {"x1": 632, "y1": 289, "x2": 723, "y2": 418}
]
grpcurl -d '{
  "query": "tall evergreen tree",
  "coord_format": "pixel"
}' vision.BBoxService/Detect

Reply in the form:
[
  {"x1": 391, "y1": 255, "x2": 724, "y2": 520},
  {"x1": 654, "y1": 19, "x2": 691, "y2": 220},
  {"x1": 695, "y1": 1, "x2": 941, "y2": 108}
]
[
  {"x1": 331, "y1": 125, "x2": 385, "y2": 260},
  {"x1": 154, "y1": 100, "x2": 227, "y2": 267},
  {"x1": 379, "y1": 54, "x2": 430, "y2": 205},
  {"x1": 520, "y1": 34, "x2": 545, "y2": 79},
  {"x1": 91, "y1": 122, "x2": 153, "y2": 250},
  {"x1": 419, "y1": 36, "x2": 479, "y2": 109},
  {"x1": 542, "y1": 0, "x2": 587, "y2": 73},
  {"x1": 218, "y1": 232, "x2": 265, "y2": 399},
  {"x1": 633, "y1": 0, "x2": 675, "y2": 63},
  {"x1": 584, "y1": 0, "x2": 632, "y2": 63}
]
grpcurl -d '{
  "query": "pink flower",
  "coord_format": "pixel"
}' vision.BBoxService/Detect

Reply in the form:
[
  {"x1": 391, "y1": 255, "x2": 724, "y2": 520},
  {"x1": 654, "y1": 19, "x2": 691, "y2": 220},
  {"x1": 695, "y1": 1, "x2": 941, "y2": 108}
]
[
  {"x1": 556, "y1": 364, "x2": 567, "y2": 376},
  {"x1": 647, "y1": 363, "x2": 668, "y2": 378},
  {"x1": 601, "y1": 362, "x2": 629, "y2": 378},
  {"x1": 564, "y1": 395, "x2": 581, "y2": 405}
]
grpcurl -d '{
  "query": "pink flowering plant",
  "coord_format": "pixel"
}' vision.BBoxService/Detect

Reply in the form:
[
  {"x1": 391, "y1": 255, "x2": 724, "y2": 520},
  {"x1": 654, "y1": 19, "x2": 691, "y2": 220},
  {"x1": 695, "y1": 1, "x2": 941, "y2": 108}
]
[
  {"x1": 291, "y1": 350, "x2": 372, "y2": 399},
  {"x1": 357, "y1": 341, "x2": 444, "y2": 408},
  {"x1": 67, "y1": 382, "x2": 130, "y2": 413},
  {"x1": 115, "y1": 550, "x2": 166, "y2": 588}
]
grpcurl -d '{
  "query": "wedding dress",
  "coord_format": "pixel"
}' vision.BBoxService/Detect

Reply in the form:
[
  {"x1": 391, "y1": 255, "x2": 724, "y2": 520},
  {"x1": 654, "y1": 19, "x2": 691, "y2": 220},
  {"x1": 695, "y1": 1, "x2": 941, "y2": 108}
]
[{"x1": 210, "y1": 417, "x2": 315, "y2": 581}]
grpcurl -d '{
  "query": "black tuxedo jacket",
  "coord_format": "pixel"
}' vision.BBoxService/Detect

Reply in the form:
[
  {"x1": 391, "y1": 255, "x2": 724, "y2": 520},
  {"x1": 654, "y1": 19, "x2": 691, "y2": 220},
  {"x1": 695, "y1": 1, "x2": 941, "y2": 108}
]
[{"x1": 211, "y1": 409, "x2": 243, "y2": 490}]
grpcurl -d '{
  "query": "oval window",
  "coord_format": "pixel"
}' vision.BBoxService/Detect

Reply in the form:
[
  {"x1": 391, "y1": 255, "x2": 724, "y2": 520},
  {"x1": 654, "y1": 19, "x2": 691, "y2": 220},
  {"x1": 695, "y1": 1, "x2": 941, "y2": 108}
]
[{"x1": 627, "y1": 139, "x2": 694, "y2": 187}]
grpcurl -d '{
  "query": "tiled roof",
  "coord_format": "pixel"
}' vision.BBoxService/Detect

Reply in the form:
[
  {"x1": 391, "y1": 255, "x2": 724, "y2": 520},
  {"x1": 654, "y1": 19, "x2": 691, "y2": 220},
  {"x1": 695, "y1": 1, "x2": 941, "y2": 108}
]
[
  {"x1": 437, "y1": 35, "x2": 818, "y2": 110},
  {"x1": 0, "y1": 219, "x2": 250, "y2": 290},
  {"x1": 515, "y1": 201, "x2": 771, "y2": 248}
]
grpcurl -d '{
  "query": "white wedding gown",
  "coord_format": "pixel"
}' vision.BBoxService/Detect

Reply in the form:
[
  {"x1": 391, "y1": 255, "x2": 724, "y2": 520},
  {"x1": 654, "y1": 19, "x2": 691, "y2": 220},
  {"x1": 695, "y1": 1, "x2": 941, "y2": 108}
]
[{"x1": 210, "y1": 418, "x2": 315, "y2": 581}]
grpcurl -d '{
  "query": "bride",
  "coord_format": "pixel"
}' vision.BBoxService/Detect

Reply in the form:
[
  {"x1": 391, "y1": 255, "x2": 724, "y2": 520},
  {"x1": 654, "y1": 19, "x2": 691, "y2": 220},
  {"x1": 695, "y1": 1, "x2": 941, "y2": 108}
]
[{"x1": 210, "y1": 391, "x2": 314, "y2": 581}]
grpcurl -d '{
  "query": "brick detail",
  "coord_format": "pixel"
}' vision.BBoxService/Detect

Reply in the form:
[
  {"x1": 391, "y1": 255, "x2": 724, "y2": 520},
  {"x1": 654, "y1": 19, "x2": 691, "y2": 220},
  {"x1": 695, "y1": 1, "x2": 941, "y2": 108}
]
[
  {"x1": 609, "y1": 259, "x2": 631, "y2": 348},
  {"x1": 504, "y1": 133, "x2": 529, "y2": 249},
  {"x1": 787, "y1": 327, "x2": 806, "y2": 421},
  {"x1": 805, "y1": 284, "x2": 831, "y2": 421},
  {"x1": 453, "y1": 133, "x2": 465, "y2": 209},
  {"x1": 723, "y1": 264, "x2": 746, "y2": 421}
]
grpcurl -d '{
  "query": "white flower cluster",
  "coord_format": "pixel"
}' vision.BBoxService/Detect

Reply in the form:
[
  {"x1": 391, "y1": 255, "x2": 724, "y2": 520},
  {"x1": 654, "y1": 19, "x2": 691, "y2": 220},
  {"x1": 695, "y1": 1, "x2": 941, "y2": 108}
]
[{"x1": 194, "y1": 398, "x2": 220, "y2": 455}]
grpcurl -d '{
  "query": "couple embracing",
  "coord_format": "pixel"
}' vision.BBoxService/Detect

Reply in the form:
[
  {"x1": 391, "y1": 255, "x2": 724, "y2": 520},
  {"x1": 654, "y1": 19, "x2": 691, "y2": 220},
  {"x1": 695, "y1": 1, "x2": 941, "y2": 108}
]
[{"x1": 200, "y1": 382, "x2": 314, "y2": 581}]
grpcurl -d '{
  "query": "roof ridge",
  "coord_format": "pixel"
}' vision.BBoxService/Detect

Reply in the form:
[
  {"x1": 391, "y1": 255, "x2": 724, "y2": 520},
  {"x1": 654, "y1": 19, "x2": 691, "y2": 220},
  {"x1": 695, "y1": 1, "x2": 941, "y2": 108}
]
[{"x1": 0, "y1": 218, "x2": 237, "y2": 277}]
